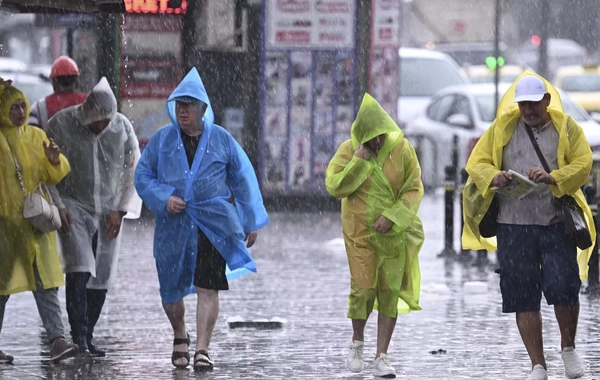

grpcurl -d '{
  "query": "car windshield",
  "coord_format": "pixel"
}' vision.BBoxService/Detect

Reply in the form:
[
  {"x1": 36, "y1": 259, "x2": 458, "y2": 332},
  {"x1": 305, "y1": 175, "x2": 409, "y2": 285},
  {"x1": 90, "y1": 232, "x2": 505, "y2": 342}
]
[
  {"x1": 442, "y1": 50, "x2": 495, "y2": 68},
  {"x1": 470, "y1": 74, "x2": 520, "y2": 84},
  {"x1": 399, "y1": 58, "x2": 467, "y2": 97},
  {"x1": 560, "y1": 74, "x2": 600, "y2": 92},
  {"x1": 476, "y1": 94, "x2": 589, "y2": 123}
]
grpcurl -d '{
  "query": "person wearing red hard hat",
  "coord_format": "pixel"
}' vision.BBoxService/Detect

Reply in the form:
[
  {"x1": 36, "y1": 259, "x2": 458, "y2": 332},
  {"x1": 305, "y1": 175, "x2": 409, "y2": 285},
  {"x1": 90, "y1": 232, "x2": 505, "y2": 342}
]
[{"x1": 29, "y1": 56, "x2": 88, "y2": 130}]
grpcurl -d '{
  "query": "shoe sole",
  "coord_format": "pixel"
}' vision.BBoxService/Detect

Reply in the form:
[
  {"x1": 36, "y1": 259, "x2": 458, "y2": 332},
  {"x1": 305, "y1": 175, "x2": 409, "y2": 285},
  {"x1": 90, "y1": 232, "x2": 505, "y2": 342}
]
[
  {"x1": 566, "y1": 373, "x2": 584, "y2": 379},
  {"x1": 0, "y1": 359, "x2": 13, "y2": 365},
  {"x1": 51, "y1": 347, "x2": 76, "y2": 363},
  {"x1": 373, "y1": 373, "x2": 396, "y2": 379}
]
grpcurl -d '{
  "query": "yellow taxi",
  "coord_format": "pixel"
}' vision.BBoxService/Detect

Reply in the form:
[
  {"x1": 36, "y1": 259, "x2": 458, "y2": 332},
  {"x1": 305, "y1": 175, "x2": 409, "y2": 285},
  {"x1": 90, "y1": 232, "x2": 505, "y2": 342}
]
[
  {"x1": 554, "y1": 64, "x2": 600, "y2": 114},
  {"x1": 466, "y1": 64, "x2": 528, "y2": 84}
]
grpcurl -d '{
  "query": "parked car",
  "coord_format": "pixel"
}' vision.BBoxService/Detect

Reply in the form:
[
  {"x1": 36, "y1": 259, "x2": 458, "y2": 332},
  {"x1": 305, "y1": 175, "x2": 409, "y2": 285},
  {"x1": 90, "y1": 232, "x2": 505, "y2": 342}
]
[
  {"x1": 397, "y1": 48, "x2": 469, "y2": 126},
  {"x1": 434, "y1": 41, "x2": 512, "y2": 69},
  {"x1": 554, "y1": 64, "x2": 600, "y2": 116},
  {"x1": 466, "y1": 64, "x2": 528, "y2": 84},
  {"x1": 405, "y1": 83, "x2": 600, "y2": 189},
  {"x1": 0, "y1": 70, "x2": 53, "y2": 115},
  {"x1": 515, "y1": 38, "x2": 587, "y2": 80},
  {"x1": 0, "y1": 57, "x2": 27, "y2": 73}
]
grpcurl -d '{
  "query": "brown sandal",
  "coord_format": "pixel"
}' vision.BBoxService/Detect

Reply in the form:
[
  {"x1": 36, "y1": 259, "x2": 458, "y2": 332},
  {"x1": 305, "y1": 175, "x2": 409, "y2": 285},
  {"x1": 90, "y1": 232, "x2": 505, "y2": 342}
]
[
  {"x1": 193, "y1": 350, "x2": 214, "y2": 372},
  {"x1": 171, "y1": 334, "x2": 190, "y2": 369}
]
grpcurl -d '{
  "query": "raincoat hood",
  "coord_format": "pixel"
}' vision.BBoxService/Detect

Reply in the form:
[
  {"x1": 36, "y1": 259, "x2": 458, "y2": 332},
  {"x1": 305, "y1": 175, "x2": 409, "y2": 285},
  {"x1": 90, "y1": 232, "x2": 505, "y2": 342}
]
[
  {"x1": 0, "y1": 86, "x2": 30, "y2": 128},
  {"x1": 78, "y1": 77, "x2": 117, "y2": 126},
  {"x1": 351, "y1": 93, "x2": 402, "y2": 149},
  {"x1": 166, "y1": 67, "x2": 215, "y2": 132},
  {"x1": 495, "y1": 71, "x2": 563, "y2": 126}
]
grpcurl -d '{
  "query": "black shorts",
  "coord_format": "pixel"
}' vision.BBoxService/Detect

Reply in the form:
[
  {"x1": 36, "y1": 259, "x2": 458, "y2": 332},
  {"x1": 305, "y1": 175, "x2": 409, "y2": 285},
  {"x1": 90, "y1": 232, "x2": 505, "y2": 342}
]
[
  {"x1": 193, "y1": 230, "x2": 229, "y2": 291},
  {"x1": 496, "y1": 222, "x2": 581, "y2": 313}
]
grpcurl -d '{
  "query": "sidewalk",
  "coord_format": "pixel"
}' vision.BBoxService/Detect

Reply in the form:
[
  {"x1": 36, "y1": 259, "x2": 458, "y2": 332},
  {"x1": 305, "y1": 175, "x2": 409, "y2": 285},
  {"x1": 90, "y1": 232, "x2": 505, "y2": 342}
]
[{"x1": 1, "y1": 195, "x2": 599, "y2": 379}]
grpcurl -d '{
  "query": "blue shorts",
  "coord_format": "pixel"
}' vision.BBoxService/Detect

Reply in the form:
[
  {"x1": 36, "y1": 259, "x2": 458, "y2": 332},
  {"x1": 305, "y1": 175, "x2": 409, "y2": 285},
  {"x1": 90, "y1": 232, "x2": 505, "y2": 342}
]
[{"x1": 496, "y1": 223, "x2": 581, "y2": 313}]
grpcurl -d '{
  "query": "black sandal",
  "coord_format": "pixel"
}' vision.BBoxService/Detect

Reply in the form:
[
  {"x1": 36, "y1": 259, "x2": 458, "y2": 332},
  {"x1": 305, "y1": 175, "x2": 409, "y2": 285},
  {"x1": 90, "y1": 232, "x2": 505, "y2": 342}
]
[
  {"x1": 171, "y1": 334, "x2": 190, "y2": 369},
  {"x1": 193, "y1": 350, "x2": 214, "y2": 372}
]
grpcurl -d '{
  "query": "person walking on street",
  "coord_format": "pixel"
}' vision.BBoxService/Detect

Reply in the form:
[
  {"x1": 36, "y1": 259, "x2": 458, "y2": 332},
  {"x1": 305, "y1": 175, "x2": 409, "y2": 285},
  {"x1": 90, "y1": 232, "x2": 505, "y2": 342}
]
[
  {"x1": 134, "y1": 68, "x2": 269, "y2": 372},
  {"x1": 46, "y1": 77, "x2": 142, "y2": 356},
  {"x1": 326, "y1": 94, "x2": 425, "y2": 378},
  {"x1": 29, "y1": 56, "x2": 87, "y2": 130},
  {"x1": 462, "y1": 73, "x2": 595, "y2": 380},
  {"x1": 0, "y1": 82, "x2": 78, "y2": 364}
]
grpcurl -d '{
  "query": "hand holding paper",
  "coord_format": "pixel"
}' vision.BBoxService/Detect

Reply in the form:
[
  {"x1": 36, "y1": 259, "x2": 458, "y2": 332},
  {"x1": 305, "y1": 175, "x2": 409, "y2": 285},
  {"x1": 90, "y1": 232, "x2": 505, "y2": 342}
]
[{"x1": 491, "y1": 169, "x2": 538, "y2": 200}]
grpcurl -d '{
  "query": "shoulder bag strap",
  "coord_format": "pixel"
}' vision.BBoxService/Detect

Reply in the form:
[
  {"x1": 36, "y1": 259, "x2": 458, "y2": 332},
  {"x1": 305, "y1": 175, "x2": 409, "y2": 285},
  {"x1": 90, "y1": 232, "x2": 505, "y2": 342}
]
[
  {"x1": 1, "y1": 133, "x2": 28, "y2": 195},
  {"x1": 523, "y1": 123, "x2": 552, "y2": 174}
]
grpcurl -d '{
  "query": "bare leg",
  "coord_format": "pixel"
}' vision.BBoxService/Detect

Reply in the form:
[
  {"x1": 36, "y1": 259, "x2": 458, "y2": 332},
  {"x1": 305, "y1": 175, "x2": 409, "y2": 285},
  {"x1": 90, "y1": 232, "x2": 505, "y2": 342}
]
[
  {"x1": 555, "y1": 302, "x2": 579, "y2": 350},
  {"x1": 516, "y1": 311, "x2": 546, "y2": 369},
  {"x1": 162, "y1": 299, "x2": 187, "y2": 366},
  {"x1": 195, "y1": 288, "x2": 219, "y2": 354},
  {"x1": 376, "y1": 313, "x2": 397, "y2": 357},
  {"x1": 352, "y1": 318, "x2": 368, "y2": 342}
]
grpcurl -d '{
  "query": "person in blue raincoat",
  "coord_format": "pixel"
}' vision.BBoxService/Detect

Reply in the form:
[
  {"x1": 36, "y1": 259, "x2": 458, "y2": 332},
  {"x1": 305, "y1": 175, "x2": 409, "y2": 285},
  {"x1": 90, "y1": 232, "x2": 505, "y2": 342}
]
[{"x1": 134, "y1": 68, "x2": 268, "y2": 372}]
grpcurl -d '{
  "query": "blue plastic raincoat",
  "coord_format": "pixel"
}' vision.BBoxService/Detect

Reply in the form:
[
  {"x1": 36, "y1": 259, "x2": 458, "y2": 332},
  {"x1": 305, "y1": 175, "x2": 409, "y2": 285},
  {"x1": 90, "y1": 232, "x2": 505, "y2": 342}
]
[{"x1": 134, "y1": 68, "x2": 269, "y2": 303}]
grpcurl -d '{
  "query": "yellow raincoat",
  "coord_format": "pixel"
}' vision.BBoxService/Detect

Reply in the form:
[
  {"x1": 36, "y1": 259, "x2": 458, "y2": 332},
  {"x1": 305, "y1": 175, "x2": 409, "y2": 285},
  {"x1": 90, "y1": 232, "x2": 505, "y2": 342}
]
[
  {"x1": 462, "y1": 71, "x2": 596, "y2": 279},
  {"x1": 326, "y1": 94, "x2": 424, "y2": 318},
  {"x1": 0, "y1": 84, "x2": 71, "y2": 295}
]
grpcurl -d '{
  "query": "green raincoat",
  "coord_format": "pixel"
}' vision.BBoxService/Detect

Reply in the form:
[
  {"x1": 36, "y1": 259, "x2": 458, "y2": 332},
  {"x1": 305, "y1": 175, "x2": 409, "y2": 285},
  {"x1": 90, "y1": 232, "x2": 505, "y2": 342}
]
[{"x1": 326, "y1": 94, "x2": 424, "y2": 318}]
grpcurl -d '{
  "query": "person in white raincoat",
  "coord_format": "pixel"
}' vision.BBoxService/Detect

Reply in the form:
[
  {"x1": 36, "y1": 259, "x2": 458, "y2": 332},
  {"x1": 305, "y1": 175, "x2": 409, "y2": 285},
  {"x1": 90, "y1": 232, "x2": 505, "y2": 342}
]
[{"x1": 46, "y1": 77, "x2": 142, "y2": 356}]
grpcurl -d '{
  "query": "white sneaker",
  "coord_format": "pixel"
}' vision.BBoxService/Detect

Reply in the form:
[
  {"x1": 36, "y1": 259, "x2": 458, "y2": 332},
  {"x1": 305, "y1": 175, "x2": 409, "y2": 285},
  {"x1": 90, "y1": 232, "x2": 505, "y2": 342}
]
[
  {"x1": 527, "y1": 364, "x2": 548, "y2": 380},
  {"x1": 346, "y1": 341, "x2": 364, "y2": 373},
  {"x1": 373, "y1": 353, "x2": 396, "y2": 378},
  {"x1": 561, "y1": 347, "x2": 585, "y2": 379}
]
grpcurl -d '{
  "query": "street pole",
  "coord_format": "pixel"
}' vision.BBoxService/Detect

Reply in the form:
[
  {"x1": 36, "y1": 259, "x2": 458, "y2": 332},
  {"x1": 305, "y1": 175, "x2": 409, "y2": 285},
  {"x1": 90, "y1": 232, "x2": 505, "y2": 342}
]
[
  {"x1": 493, "y1": 0, "x2": 500, "y2": 111},
  {"x1": 539, "y1": 0, "x2": 550, "y2": 79}
]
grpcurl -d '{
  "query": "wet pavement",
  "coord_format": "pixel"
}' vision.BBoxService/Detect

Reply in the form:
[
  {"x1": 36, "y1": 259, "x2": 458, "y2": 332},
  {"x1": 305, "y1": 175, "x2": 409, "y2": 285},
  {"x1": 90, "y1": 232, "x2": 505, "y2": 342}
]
[{"x1": 2, "y1": 194, "x2": 600, "y2": 379}]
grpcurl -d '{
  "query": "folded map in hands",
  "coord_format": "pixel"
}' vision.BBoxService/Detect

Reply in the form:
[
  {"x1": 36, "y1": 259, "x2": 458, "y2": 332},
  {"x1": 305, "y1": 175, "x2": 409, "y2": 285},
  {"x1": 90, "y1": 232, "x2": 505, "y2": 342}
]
[{"x1": 491, "y1": 170, "x2": 538, "y2": 200}]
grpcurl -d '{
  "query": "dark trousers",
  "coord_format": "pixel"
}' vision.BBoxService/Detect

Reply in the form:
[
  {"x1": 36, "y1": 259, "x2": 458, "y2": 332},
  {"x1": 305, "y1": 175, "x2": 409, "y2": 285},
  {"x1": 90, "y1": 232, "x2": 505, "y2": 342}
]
[{"x1": 65, "y1": 233, "x2": 107, "y2": 345}]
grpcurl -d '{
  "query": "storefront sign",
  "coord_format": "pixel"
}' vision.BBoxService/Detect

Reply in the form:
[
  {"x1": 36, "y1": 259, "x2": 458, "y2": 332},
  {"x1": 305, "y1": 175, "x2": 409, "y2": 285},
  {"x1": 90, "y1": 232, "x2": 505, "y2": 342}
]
[
  {"x1": 266, "y1": 0, "x2": 355, "y2": 49},
  {"x1": 124, "y1": 0, "x2": 187, "y2": 14}
]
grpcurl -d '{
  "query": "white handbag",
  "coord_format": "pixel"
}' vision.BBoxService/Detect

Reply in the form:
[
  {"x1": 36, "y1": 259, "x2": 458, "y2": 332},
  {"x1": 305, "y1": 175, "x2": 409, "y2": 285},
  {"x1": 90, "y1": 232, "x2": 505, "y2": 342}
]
[{"x1": 11, "y1": 154, "x2": 62, "y2": 233}]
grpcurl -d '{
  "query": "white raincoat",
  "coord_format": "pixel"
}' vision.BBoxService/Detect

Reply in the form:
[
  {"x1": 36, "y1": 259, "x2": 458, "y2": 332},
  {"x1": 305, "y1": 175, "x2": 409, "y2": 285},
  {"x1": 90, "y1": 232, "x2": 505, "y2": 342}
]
[{"x1": 47, "y1": 77, "x2": 142, "y2": 289}]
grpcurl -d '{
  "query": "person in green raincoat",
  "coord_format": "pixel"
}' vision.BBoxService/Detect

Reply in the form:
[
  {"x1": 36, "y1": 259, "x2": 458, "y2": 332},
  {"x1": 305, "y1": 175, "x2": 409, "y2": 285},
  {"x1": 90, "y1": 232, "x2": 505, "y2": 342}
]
[
  {"x1": 326, "y1": 94, "x2": 424, "y2": 378},
  {"x1": 462, "y1": 72, "x2": 594, "y2": 380}
]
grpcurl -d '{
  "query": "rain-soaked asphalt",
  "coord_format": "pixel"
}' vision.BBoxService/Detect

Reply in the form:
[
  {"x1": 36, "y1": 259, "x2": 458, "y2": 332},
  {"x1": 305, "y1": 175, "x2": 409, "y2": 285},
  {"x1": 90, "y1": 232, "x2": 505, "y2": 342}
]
[{"x1": 2, "y1": 195, "x2": 600, "y2": 380}]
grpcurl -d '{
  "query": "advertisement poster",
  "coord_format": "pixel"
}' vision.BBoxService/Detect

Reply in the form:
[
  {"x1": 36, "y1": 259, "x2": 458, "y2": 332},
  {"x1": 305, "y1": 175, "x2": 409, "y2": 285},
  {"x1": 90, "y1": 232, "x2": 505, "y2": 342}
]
[
  {"x1": 260, "y1": 1, "x2": 358, "y2": 195},
  {"x1": 266, "y1": 0, "x2": 355, "y2": 50},
  {"x1": 369, "y1": 0, "x2": 400, "y2": 121}
]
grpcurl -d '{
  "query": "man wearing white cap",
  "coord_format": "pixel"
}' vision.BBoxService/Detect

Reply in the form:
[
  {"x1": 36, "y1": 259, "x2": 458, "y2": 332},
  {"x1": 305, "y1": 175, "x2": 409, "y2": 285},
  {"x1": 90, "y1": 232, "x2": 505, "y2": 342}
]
[{"x1": 462, "y1": 73, "x2": 594, "y2": 380}]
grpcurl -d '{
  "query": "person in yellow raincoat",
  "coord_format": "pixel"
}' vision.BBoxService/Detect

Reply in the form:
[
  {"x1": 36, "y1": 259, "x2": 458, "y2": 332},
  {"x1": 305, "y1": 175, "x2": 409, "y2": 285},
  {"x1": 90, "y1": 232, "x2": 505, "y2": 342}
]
[
  {"x1": 0, "y1": 80, "x2": 79, "y2": 364},
  {"x1": 326, "y1": 94, "x2": 424, "y2": 378},
  {"x1": 462, "y1": 72, "x2": 594, "y2": 380}
]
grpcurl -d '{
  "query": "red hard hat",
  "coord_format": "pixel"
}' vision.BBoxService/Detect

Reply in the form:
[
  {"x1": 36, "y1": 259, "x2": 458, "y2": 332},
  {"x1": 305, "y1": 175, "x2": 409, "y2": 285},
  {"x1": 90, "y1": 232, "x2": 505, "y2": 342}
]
[{"x1": 50, "y1": 56, "x2": 80, "y2": 78}]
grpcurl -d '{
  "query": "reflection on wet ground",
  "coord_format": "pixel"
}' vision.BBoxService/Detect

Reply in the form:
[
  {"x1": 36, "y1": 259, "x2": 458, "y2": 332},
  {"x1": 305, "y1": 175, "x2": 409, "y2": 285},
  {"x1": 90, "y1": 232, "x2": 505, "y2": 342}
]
[{"x1": 1, "y1": 195, "x2": 600, "y2": 379}]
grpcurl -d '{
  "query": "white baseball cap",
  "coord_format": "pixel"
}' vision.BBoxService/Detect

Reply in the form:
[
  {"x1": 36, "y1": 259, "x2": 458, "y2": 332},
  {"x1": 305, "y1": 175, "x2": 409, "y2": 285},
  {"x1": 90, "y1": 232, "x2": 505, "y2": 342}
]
[{"x1": 513, "y1": 75, "x2": 547, "y2": 103}]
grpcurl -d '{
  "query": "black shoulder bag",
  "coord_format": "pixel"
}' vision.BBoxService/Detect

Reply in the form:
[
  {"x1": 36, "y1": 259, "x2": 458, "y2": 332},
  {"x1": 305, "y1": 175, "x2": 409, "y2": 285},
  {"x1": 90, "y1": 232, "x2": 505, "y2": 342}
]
[{"x1": 524, "y1": 124, "x2": 592, "y2": 250}]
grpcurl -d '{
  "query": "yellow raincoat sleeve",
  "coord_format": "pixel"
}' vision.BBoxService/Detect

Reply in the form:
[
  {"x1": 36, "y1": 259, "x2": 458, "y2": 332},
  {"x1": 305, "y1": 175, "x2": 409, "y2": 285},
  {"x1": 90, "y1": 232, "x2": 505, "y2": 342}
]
[
  {"x1": 465, "y1": 121, "x2": 501, "y2": 195},
  {"x1": 381, "y1": 140, "x2": 424, "y2": 233},
  {"x1": 549, "y1": 115, "x2": 592, "y2": 196},
  {"x1": 325, "y1": 141, "x2": 374, "y2": 199}
]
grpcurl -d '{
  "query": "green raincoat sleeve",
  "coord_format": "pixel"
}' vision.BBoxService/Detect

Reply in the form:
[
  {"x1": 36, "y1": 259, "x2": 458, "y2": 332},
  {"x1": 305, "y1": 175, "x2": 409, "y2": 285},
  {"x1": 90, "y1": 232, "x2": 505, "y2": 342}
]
[
  {"x1": 325, "y1": 141, "x2": 374, "y2": 199},
  {"x1": 382, "y1": 141, "x2": 424, "y2": 233}
]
